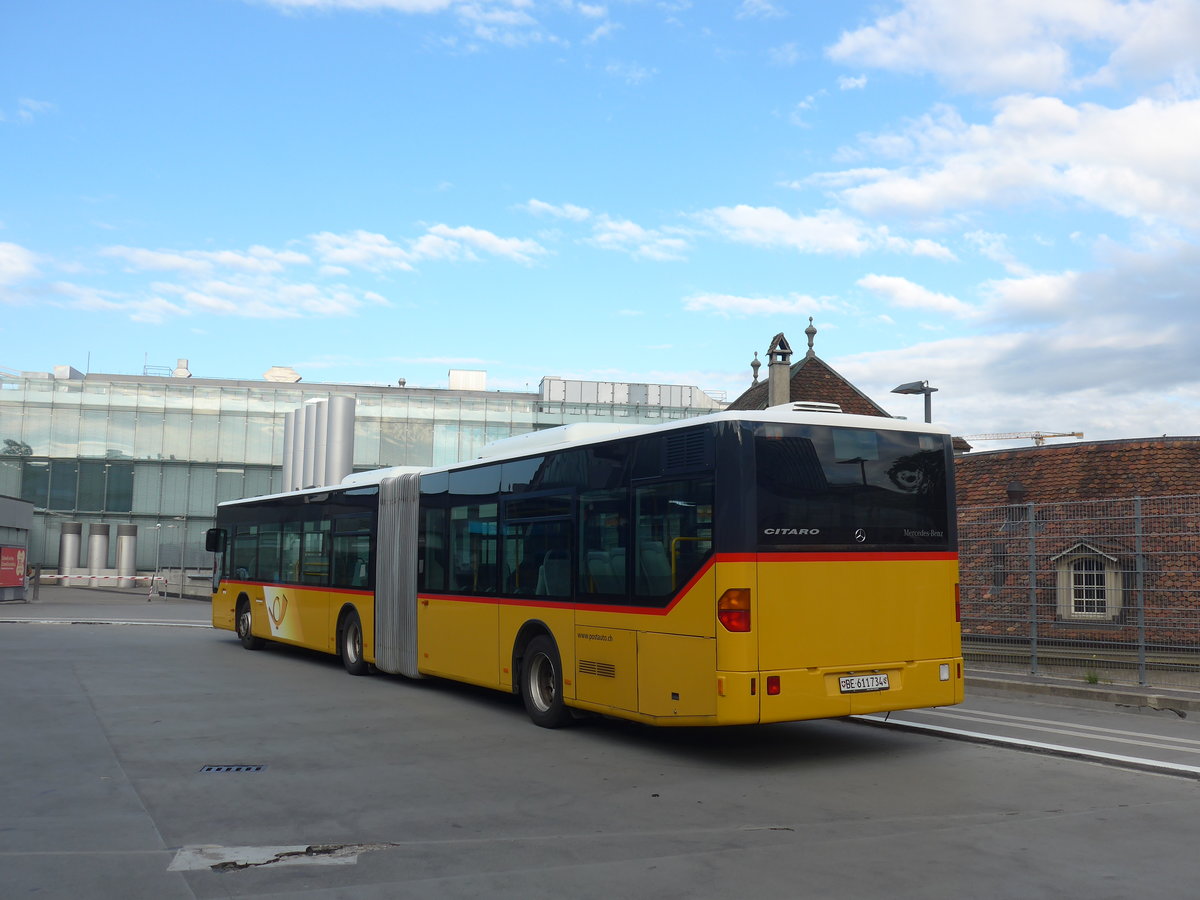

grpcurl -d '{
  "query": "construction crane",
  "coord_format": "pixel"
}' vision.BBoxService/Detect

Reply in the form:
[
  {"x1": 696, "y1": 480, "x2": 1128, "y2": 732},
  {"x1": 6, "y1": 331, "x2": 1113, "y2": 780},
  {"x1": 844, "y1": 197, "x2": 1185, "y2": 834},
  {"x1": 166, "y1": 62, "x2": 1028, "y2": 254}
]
[{"x1": 962, "y1": 431, "x2": 1084, "y2": 446}]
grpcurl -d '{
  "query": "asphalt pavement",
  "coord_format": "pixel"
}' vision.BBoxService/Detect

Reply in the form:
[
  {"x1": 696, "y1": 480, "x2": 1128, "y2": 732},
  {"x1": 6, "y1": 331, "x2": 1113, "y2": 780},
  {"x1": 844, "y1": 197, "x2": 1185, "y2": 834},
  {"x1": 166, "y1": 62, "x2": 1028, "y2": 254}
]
[{"x1": 6, "y1": 585, "x2": 1200, "y2": 898}]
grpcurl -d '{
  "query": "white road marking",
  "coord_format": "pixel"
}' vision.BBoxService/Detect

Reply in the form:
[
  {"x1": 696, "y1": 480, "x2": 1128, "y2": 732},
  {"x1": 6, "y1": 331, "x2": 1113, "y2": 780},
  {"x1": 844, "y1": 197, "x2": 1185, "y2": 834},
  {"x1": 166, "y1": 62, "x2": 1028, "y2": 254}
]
[
  {"x1": 912, "y1": 706, "x2": 1200, "y2": 755},
  {"x1": 855, "y1": 714, "x2": 1200, "y2": 777},
  {"x1": 0, "y1": 618, "x2": 209, "y2": 627}
]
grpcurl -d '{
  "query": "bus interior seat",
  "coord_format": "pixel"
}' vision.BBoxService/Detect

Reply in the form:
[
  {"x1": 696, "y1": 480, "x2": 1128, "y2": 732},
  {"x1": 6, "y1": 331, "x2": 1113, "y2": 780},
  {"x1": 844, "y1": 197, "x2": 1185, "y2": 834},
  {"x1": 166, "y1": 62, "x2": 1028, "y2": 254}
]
[
  {"x1": 536, "y1": 550, "x2": 570, "y2": 597},
  {"x1": 587, "y1": 550, "x2": 623, "y2": 594},
  {"x1": 637, "y1": 541, "x2": 673, "y2": 595}
]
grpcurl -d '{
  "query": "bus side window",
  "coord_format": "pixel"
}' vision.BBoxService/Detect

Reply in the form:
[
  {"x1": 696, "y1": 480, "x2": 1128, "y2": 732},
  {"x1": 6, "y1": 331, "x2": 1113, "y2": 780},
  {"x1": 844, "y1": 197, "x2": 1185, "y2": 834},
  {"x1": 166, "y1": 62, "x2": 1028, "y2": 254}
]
[
  {"x1": 578, "y1": 489, "x2": 627, "y2": 598},
  {"x1": 301, "y1": 519, "x2": 331, "y2": 586},
  {"x1": 232, "y1": 525, "x2": 258, "y2": 581},
  {"x1": 420, "y1": 508, "x2": 447, "y2": 592},
  {"x1": 258, "y1": 524, "x2": 281, "y2": 583},
  {"x1": 281, "y1": 522, "x2": 302, "y2": 584},
  {"x1": 332, "y1": 532, "x2": 371, "y2": 588},
  {"x1": 448, "y1": 504, "x2": 497, "y2": 594},
  {"x1": 633, "y1": 478, "x2": 714, "y2": 600}
]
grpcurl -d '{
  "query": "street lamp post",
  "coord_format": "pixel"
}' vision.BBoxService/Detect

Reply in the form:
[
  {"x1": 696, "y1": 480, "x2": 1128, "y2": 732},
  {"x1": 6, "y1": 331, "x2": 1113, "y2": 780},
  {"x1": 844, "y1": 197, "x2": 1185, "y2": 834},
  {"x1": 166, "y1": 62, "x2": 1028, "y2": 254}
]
[
  {"x1": 178, "y1": 523, "x2": 186, "y2": 600},
  {"x1": 161, "y1": 522, "x2": 179, "y2": 599},
  {"x1": 891, "y1": 380, "x2": 939, "y2": 424},
  {"x1": 154, "y1": 523, "x2": 162, "y2": 599}
]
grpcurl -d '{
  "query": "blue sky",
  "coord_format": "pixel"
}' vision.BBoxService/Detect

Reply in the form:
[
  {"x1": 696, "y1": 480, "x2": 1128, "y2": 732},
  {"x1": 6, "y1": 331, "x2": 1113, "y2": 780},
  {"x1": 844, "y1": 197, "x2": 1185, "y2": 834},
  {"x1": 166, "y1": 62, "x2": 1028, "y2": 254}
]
[{"x1": 3, "y1": 0, "x2": 1199, "y2": 444}]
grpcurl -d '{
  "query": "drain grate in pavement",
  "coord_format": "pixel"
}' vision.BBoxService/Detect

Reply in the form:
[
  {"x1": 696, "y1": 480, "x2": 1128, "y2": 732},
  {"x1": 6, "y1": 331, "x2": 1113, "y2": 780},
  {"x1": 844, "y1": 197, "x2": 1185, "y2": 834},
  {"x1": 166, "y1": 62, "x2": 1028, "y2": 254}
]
[{"x1": 199, "y1": 764, "x2": 266, "y2": 773}]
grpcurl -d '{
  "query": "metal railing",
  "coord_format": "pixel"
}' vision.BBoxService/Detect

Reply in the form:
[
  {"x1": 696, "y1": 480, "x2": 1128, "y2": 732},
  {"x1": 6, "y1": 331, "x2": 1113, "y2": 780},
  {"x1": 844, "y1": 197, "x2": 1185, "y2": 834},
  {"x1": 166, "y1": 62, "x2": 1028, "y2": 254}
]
[{"x1": 958, "y1": 494, "x2": 1200, "y2": 689}]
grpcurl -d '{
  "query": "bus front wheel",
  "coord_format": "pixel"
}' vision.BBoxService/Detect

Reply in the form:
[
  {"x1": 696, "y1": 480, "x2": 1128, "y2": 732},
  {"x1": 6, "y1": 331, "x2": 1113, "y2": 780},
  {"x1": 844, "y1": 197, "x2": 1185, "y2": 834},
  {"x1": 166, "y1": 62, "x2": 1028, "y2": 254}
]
[
  {"x1": 236, "y1": 598, "x2": 264, "y2": 650},
  {"x1": 340, "y1": 610, "x2": 370, "y2": 676},
  {"x1": 521, "y1": 635, "x2": 572, "y2": 728}
]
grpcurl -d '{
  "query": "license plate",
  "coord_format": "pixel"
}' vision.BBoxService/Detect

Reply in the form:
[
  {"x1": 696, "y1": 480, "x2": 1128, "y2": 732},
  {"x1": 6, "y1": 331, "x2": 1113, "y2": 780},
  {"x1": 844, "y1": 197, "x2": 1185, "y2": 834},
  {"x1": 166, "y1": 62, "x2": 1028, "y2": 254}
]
[{"x1": 839, "y1": 673, "x2": 889, "y2": 693}]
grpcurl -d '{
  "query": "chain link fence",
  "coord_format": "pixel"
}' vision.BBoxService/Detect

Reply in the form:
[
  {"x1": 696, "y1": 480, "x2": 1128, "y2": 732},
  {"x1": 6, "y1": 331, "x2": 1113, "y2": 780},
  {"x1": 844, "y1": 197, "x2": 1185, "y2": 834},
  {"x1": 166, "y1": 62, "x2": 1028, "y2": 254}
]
[{"x1": 958, "y1": 494, "x2": 1200, "y2": 689}]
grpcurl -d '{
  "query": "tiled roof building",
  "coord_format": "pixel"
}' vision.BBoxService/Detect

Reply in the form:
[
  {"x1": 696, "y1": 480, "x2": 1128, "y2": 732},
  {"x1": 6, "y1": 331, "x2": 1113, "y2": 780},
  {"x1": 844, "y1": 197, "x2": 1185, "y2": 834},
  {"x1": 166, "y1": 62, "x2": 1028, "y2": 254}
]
[
  {"x1": 955, "y1": 438, "x2": 1200, "y2": 504},
  {"x1": 726, "y1": 321, "x2": 891, "y2": 417},
  {"x1": 955, "y1": 438, "x2": 1200, "y2": 651}
]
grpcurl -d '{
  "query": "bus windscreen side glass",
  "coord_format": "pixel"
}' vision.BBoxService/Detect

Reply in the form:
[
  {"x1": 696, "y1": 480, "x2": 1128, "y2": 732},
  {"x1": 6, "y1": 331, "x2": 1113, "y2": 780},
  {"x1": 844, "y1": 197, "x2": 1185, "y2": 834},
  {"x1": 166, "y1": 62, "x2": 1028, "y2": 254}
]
[{"x1": 755, "y1": 424, "x2": 950, "y2": 550}]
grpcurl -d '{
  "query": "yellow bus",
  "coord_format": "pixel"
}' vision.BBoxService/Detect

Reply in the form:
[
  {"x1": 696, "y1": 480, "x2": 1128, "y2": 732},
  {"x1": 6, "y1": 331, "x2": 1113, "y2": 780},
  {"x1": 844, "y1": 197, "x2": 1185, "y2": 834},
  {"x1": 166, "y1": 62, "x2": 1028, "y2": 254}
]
[{"x1": 208, "y1": 404, "x2": 963, "y2": 727}]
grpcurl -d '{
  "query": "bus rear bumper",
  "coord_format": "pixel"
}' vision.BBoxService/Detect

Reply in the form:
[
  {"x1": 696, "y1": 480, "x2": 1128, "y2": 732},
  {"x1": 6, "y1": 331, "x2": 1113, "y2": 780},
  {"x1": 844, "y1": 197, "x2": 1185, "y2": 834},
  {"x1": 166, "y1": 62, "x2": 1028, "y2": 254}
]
[{"x1": 717, "y1": 657, "x2": 965, "y2": 725}]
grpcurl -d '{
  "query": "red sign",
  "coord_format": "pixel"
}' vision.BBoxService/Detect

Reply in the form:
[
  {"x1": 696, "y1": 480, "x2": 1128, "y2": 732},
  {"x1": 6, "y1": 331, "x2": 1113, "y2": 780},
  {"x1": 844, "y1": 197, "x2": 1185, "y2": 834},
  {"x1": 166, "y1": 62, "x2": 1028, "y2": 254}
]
[{"x1": 0, "y1": 546, "x2": 26, "y2": 588}]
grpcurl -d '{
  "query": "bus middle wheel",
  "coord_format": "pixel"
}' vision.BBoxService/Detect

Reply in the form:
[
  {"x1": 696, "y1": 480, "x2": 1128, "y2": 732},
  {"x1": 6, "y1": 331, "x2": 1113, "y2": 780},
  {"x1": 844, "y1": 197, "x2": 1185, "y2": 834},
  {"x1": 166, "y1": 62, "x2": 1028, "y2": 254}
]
[
  {"x1": 521, "y1": 634, "x2": 572, "y2": 728},
  {"x1": 340, "y1": 609, "x2": 370, "y2": 676}
]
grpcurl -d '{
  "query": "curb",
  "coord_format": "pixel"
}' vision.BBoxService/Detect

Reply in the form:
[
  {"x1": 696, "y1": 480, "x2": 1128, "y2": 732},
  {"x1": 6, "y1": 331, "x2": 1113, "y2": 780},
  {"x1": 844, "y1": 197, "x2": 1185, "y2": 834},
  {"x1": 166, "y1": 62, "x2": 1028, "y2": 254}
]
[{"x1": 967, "y1": 674, "x2": 1200, "y2": 714}]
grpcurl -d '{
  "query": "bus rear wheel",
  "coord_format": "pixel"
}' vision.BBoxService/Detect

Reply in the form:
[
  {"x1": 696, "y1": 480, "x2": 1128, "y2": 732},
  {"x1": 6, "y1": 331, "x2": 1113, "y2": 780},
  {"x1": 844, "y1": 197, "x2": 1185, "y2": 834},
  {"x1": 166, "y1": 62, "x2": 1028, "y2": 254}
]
[
  {"x1": 236, "y1": 598, "x2": 264, "y2": 650},
  {"x1": 521, "y1": 635, "x2": 572, "y2": 728},
  {"x1": 340, "y1": 610, "x2": 369, "y2": 676}
]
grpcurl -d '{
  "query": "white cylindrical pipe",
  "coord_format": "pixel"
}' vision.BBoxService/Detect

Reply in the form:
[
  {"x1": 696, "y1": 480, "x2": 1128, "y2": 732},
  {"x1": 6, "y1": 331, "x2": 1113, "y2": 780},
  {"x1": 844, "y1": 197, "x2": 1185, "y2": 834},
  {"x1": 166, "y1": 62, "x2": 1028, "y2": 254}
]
[
  {"x1": 325, "y1": 396, "x2": 356, "y2": 486},
  {"x1": 88, "y1": 524, "x2": 111, "y2": 587},
  {"x1": 59, "y1": 522, "x2": 82, "y2": 580},
  {"x1": 302, "y1": 400, "x2": 322, "y2": 489},
  {"x1": 291, "y1": 408, "x2": 309, "y2": 494},
  {"x1": 116, "y1": 524, "x2": 137, "y2": 588},
  {"x1": 281, "y1": 410, "x2": 296, "y2": 492},
  {"x1": 313, "y1": 400, "x2": 329, "y2": 488}
]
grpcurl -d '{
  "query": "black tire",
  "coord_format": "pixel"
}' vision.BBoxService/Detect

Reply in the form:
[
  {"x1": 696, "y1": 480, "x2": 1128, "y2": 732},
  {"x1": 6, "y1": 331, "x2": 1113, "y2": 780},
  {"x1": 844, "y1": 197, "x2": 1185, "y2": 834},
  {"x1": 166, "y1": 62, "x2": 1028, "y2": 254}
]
[
  {"x1": 340, "y1": 609, "x2": 370, "y2": 676},
  {"x1": 236, "y1": 598, "x2": 265, "y2": 650},
  {"x1": 521, "y1": 634, "x2": 572, "y2": 728}
]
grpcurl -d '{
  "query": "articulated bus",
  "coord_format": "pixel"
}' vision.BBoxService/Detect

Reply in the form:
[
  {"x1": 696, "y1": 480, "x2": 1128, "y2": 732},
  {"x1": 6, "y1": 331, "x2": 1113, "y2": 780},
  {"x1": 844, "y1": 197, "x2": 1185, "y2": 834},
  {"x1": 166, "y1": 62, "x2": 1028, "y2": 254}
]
[{"x1": 208, "y1": 403, "x2": 963, "y2": 727}]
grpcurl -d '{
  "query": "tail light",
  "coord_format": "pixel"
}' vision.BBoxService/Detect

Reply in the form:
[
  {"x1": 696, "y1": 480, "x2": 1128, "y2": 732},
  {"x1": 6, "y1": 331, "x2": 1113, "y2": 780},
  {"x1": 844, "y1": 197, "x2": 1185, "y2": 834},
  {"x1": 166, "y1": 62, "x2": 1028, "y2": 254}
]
[{"x1": 718, "y1": 588, "x2": 752, "y2": 633}]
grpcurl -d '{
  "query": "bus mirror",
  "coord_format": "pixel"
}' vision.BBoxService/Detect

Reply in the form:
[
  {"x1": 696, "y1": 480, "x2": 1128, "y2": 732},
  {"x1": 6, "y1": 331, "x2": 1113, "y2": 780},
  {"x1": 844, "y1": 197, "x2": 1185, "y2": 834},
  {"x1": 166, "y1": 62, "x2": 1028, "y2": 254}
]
[{"x1": 205, "y1": 528, "x2": 227, "y2": 553}]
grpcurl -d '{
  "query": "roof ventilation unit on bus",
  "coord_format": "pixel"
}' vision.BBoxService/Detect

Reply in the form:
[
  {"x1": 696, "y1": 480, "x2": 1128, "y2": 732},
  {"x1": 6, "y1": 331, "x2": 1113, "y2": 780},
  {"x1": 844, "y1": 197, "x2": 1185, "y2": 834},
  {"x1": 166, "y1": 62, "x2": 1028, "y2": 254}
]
[{"x1": 777, "y1": 401, "x2": 843, "y2": 414}]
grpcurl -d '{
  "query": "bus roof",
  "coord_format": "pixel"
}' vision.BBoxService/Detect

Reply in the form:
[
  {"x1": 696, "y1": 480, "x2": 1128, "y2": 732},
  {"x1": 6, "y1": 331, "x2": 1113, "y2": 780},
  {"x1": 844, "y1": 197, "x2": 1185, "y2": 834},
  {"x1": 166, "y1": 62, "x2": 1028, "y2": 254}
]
[{"x1": 216, "y1": 403, "x2": 952, "y2": 509}]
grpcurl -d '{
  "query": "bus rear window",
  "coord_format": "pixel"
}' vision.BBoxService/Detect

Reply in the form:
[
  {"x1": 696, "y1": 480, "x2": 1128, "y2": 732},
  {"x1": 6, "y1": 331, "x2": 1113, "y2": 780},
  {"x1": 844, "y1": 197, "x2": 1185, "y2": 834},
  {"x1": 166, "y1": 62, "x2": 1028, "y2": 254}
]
[{"x1": 755, "y1": 425, "x2": 950, "y2": 550}]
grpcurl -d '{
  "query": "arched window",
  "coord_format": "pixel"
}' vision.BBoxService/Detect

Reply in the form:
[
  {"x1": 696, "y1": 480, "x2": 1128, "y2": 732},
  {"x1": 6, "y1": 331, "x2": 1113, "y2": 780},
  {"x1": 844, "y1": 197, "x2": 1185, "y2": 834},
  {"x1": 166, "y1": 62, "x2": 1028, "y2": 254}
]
[{"x1": 1053, "y1": 543, "x2": 1123, "y2": 621}]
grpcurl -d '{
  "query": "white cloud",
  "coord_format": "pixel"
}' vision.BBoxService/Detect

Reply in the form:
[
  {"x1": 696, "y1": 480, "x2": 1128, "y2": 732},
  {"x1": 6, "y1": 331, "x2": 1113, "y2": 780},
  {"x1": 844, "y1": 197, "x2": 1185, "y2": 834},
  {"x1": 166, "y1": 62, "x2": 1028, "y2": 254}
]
[
  {"x1": 605, "y1": 61, "x2": 656, "y2": 85},
  {"x1": 857, "y1": 274, "x2": 976, "y2": 318},
  {"x1": 699, "y1": 204, "x2": 955, "y2": 260},
  {"x1": 737, "y1": 0, "x2": 785, "y2": 19},
  {"x1": 102, "y1": 244, "x2": 311, "y2": 275},
  {"x1": 310, "y1": 224, "x2": 544, "y2": 269},
  {"x1": 701, "y1": 205, "x2": 871, "y2": 255},
  {"x1": 683, "y1": 291, "x2": 839, "y2": 318},
  {"x1": 769, "y1": 43, "x2": 801, "y2": 67},
  {"x1": 310, "y1": 230, "x2": 416, "y2": 271},
  {"x1": 0, "y1": 242, "x2": 40, "y2": 287},
  {"x1": 17, "y1": 98, "x2": 56, "y2": 123},
  {"x1": 587, "y1": 216, "x2": 690, "y2": 261},
  {"x1": 456, "y1": 3, "x2": 551, "y2": 46},
  {"x1": 965, "y1": 230, "x2": 1032, "y2": 275},
  {"x1": 584, "y1": 21, "x2": 620, "y2": 42},
  {"x1": 148, "y1": 278, "x2": 387, "y2": 320},
  {"x1": 833, "y1": 239, "x2": 1200, "y2": 437},
  {"x1": 826, "y1": 0, "x2": 1200, "y2": 95},
  {"x1": 260, "y1": 0, "x2": 454, "y2": 9},
  {"x1": 789, "y1": 92, "x2": 824, "y2": 126},
  {"x1": 519, "y1": 198, "x2": 592, "y2": 221},
  {"x1": 255, "y1": 0, "x2": 567, "y2": 46},
  {"x1": 47, "y1": 281, "x2": 124, "y2": 310},
  {"x1": 825, "y1": 95, "x2": 1200, "y2": 229},
  {"x1": 838, "y1": 74, "x2": 867, "y2": 90},
  {"x1": 426, "y1": 224, "x2": 546, "y2": 263}
]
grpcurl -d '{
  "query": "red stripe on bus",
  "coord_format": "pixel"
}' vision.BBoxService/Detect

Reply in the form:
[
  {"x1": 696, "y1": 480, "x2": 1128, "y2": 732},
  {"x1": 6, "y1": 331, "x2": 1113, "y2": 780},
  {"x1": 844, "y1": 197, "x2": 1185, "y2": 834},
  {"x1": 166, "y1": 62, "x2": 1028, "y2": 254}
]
[
  {"x1": 414, "y1": 551, "x2": 955, "y2": 615},
  {"x1": 223, "y1": 580, "x2": 375, "y2": 597},
  {"x1": 224, "y1": 551, "x2": 954, "y2": 616}
]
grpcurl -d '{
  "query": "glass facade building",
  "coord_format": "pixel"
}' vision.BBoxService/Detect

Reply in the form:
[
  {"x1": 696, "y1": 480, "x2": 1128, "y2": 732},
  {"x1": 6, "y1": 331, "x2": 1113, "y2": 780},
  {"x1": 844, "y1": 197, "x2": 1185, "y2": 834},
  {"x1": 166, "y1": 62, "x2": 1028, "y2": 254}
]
[{"x1": 0, "y1": 368, "x2": 721, "y2": 571}]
